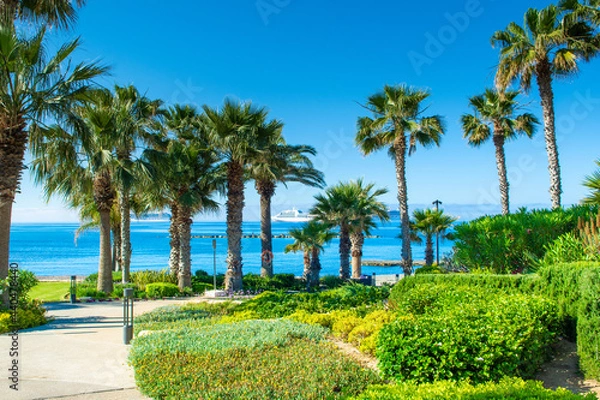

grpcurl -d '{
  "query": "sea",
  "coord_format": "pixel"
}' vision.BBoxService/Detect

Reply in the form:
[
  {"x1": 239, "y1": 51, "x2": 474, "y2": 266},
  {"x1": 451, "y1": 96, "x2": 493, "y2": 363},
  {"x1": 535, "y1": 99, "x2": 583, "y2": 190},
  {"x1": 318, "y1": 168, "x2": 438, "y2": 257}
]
[{"x1": 8, "y1": 220, "x2": 455, "y2": 278}]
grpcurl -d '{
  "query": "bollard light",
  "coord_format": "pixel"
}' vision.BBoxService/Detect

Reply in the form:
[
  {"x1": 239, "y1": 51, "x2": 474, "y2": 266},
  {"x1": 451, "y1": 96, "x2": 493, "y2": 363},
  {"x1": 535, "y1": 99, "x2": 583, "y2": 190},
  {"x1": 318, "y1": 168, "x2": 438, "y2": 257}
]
[
  {"x1": 70, "y1": 275, "x2": 77, "y2": 304},
  {"x1": 123, "y1": 288, "x2": 134, "y2": 345},
  {"x1": 372, "y1": 272, "x2": 376, "y2": 287}
]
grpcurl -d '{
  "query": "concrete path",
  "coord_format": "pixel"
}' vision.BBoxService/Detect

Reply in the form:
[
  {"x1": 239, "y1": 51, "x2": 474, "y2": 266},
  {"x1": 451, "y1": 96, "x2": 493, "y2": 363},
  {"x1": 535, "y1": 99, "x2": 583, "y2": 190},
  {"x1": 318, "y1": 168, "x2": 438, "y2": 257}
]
[{"x1": 0, "y1": 298, "x2": 201, "y2": 400}]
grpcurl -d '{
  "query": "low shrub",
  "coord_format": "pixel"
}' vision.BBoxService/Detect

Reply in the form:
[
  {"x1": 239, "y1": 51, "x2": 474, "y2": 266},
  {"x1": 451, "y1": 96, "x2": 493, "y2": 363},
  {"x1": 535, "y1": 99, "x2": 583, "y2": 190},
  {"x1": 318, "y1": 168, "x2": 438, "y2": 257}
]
[
  {"x1": 145, "y1": 282, "x2": 180, "y2": 298},
  {"x1": 112, "y1": 283, "x2": 140, "y2": 298},
  {"x1": 538, "y1": 233, "x2": 592, "y2": 268},
  {"x1": 414, "y1": 265, "x2": 445, "y2": 274},
  {"x1": 320, "y1": 275, "x2": 347, "y2": 289},
  {"x1": 193, "y1": 270, "x2": 224, "y2": 287},
  {"x1": 75, "y1": 282, "x2": 108, "y2": 299},
  {"x1": 242, "y1": 273, "x2": 302, "y2": 291},
  {"x1": 131, "y1": 269, "x2": 177, "y2": 290},
  {"x1": 0, "y1": 300, "x2": 47, "y2": 333},
  {"x1": 84, "y1": 271, "x2": 122, "y2": 283},
  {"x1": 191, "y1": 281, "x2": 213, "y2": 294},
  {"x1": 351, "y1": 378, "x2": 596, "y2": 400},
  {"x1": 452, "y1": 205, "x2": 597, "y2": 273},
  {"x1": 377, "y1": 293, "x2": 559, "y2": 384},
  {"x1": 135, "y1": 302, "x2": 237, "y2": 332},
  {"x1": 577, "y1": 267, "x2": 600, "y2": 379},
  {"x1": 130, "y1": 319, "x2": 380, "y2": 399}
]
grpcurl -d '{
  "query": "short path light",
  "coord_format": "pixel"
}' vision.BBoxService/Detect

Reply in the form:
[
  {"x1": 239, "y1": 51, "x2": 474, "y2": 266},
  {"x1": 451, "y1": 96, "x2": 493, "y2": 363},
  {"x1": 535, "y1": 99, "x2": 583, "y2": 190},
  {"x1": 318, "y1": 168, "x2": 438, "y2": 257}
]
[
  {"x1": 70, "y1": 275, "x2": 77, "y2": 304},
  {"x1": 123, "y1": 288, "x2": 134, "y2": 345}
]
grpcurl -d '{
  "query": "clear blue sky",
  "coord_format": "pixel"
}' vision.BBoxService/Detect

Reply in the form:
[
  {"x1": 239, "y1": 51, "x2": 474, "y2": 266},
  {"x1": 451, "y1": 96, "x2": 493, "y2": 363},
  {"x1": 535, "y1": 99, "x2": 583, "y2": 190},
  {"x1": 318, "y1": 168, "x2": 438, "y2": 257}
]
[{"x1": 13, "y1": 0, "x2": 600, "y2": 222}]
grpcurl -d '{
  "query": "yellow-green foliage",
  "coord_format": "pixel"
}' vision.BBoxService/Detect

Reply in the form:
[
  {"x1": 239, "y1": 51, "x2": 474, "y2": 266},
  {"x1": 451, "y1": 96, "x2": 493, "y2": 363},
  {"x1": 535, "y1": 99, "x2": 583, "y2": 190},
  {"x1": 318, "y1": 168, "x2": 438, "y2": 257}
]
[
  {"x1": 347, "y1": 310, "x2": 396, "y2": 355},
  {"x1": 218, "y1": 310, "x2": 261, "y2": 324},
  {"x1": 0, "y1": 302, "x2": 48, "y2": 334},
  {"x1": 351, "y1": 378, "x2": 596, "y2": 400}
]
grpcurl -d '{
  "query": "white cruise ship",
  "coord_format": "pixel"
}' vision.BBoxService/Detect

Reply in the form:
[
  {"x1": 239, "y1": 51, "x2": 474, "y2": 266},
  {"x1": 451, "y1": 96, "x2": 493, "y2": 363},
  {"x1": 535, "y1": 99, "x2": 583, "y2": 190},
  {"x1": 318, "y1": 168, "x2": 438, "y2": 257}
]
[{"x1": 272, "y1": 208, "x2": 314, "y2": 223}]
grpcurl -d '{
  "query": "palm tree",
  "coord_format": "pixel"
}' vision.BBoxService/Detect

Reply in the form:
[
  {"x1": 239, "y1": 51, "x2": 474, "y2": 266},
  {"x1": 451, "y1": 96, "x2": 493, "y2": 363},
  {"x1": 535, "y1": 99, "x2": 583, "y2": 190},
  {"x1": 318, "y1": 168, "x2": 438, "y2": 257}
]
[
  {"x1": 311, "y1": 182, "x2": 361, "y2": 279},
  {"x1": 356, "y1": 85, "x2": 445, "y2": 276},
  {"x1": 31, "y1": 89, "x2": 119, "y2": 294},
  {"x1": 348, "y1": 180, "x2": 390, "y2": 278},
  {"x1": 202, "y1": 100, "x2": 268, "y2": 291},
  {"x1": 285, "y1": 221, "x2": 334, "y2": 289},
  {"x1": 249, "y1": 124, "x2": 325, "y2": 277},
  {"x1": 462, "y1": 89, "x2": 539, "y2": 215},
  {"x1": 492, "y1": 4, "x2": 599, "y2": 209},
  {"x1": 582, "y1": 160, "x2": 600, "y2": 205},
  {"x1": 111, "y1": 85, "x2": 163, "y2": 283},
  {"x1": 142, "y1": 105, "x2": 222, "y2": 290},
  {"x1": 1, "y1": 0, "x2": 85, "y2": 29},
  {"x1": 0, "y1": 26, "x2": 105, "y2": 305},
  {"x1": 411, "y1": 208, "x2": 456, "y2": 266}
]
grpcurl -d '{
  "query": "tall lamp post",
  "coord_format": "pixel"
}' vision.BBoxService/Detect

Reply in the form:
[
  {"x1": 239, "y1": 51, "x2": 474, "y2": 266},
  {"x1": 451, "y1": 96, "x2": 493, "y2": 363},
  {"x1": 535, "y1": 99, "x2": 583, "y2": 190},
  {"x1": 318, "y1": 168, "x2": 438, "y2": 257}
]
[{"x1": 433, "y1": 199, "x2": 442, "y2": 265}]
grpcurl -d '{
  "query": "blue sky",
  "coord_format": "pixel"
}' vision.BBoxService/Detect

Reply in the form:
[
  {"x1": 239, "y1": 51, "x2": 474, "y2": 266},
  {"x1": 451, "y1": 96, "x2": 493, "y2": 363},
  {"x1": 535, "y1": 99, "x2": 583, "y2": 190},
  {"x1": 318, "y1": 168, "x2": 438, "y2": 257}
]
[{"x1": 13, "y1": 0, "x2": 600, "y2": 222}]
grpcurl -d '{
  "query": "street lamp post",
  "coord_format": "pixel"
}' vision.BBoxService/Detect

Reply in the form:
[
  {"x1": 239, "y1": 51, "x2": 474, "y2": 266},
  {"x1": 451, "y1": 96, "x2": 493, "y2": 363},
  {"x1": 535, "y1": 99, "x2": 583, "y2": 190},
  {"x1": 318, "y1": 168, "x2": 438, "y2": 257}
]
[{"x1": 433, "y1": 200, "x2": 442, "y2": 265}]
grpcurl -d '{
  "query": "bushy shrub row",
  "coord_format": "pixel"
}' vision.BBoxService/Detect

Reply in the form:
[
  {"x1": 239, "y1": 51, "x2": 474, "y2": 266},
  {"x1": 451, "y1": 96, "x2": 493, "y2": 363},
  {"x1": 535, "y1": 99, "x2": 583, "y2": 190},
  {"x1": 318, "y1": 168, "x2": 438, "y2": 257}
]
[
  {"x1": 452, "y1": 206, "x2": 597, "y2": 273},
  {"x1": 381, "y1": 280, "x2": 559, "y2": 384},
  {"x1": 131, "y1": 269, "x2": 177, "y2": 290},
  {"x1": 130, "y1": 319, "x2": 379, "y2": 399},
  {"x1": 0, "y1": 269, "x2": 47, "y2": 333},
  {"x1": 538, "y1": 262, "x2": 600, "y2": 379},
  {"x1": 288, "y1": 309, "x2": 395, "y2": 355},
  {"x1": 145, "y1": 282, "x2": 180, "y2": 298},
  {"x1": 351, "y1": 378, "x2": 596, "y2": 400},
  {"x1": 233, "y1": 284, "x2": 390, "y2": 318}
]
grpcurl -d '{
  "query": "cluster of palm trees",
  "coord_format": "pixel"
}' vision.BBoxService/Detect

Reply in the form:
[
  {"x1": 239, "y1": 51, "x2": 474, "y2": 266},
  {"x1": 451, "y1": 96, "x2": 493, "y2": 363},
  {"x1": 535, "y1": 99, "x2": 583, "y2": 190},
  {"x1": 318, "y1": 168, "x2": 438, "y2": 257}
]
[
  {"x1": 355, "y1": 0, "x2": 599, "y2": 274},
  {"x1": 285, "y1": 179, "x2": 389, "y2": 289}
]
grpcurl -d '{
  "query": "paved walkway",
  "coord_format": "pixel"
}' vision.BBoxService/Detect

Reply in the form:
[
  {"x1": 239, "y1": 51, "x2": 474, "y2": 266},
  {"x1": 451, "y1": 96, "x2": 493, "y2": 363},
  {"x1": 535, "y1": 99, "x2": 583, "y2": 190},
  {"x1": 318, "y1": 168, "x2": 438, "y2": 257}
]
[{"x1": 0, "y1": 298, "x2": 201, "y2": 400}]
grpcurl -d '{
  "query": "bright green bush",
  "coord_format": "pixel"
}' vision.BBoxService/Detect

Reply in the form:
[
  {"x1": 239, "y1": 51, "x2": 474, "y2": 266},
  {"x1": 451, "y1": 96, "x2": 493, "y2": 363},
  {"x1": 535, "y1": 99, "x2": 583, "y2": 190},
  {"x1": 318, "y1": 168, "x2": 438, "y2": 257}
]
[
  {"x1": 191, "y1": 281, "x2": 213, "y2": 294},
  {"x1": 351, "y1": 378, "x2": 596, "y2": 400},
  {"x1": 233, "y1": 284, "x2": 390, "y2": 318},
  {"x1": 577, "y1": 267, "x2": 600, "y2": 379},
  {"x1": 75, "y1": 282, "x2": 108, "y2": 299},
  {"x1": 389, "y1": 274, "x2": 539, "y2": 311},
  {"x1": 0, "y1": 300, "x2": 47, "y2": 333},
  {"x1": 415, "y1": 265, "x2": 445, "y2": 274},
  {"x1": 85, "y1": 271, "x2": 122, "y2": 283},
  {"x1": 129, "y1": 319, "x2": 380, "y2": 399},
  {"x1": 452, "y1": 206, "x2": 597, "y2": 273},
  {"x1": 242, "y1": 273, "x2": 303, "y2": 291},
  {"x1": 192, "y1": 270, "x2": 224, "y2": 287},
  {"x1": 145, "y1": 282, "x2": 180, "y2": 298},
  {"x1": 320, "y1": 275, "x2": 347, "y2": 289},
  {"x1": 135, "y1": 302, "x2": 236, "y2": 332},
  {"x1": 377, "y1": 293, "x2": 559, "y2": 384},
  {"x1": 538, "y1": 233, "x2": 593, "y2": 267},
  {"x1": 131, "y1": 269, "x2": 177, "y2": 290}
]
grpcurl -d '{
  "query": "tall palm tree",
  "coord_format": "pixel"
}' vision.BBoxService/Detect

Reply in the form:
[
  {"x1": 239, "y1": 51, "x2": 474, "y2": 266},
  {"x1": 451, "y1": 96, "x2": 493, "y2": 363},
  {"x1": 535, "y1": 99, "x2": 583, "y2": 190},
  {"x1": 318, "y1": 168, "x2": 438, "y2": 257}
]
[
  {"x1": 311, "y1": 182, "x2": 362, "y2": 279},
  {"x1": 462, "y1": 89, "x2": 539, "y2": 215},
  {"x1": 31, "y1": 89, "x2": 119, "y2": 294},
  {"x1": 411, "y1": 208, "x2": 456, "y2": 266},
  {"x1": 142, "y1": 105, "x2": 222, "y2": 290},
  {"x1": 0, "y1": 26, "x2": 105, "y2": 305},
  {"x1": 202, "y1": 100, "x2": 268, "y2": 291},
  {"x1": 492, "y1": 4, "x2": 599, "y2": 209},
  {"x1": 1, "y1": 0, "x2": 85, "y2": 29},
  {"x1": 111, "y1": 85, "x2": 163, "y2": 283},
  {"x1": 285, "y1": 221, "x2": 334, "y2": 289},
  {"x1": 356, "y1": 85, "x2": 445, "y2": 276},
  {"x1": 348, "y1": 180, "x2": 390, "y2": 279},
  {"x1": 249, "y1": 125, "x2": 325, "y2": 277}
]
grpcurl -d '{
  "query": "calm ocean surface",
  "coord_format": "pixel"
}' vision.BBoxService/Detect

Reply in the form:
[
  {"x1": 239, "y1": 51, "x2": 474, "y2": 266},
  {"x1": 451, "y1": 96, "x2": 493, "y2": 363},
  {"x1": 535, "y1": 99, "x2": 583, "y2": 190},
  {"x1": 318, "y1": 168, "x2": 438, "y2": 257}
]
[{"x1": 9, "y1": 220, "x2": 454, "y2": 277}]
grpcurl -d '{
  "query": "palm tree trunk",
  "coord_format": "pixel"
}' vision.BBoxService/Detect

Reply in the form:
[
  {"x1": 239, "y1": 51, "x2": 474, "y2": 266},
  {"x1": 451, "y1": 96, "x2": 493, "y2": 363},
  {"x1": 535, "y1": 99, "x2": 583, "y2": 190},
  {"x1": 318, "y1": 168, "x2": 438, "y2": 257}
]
[
  {"x1": 309, "y1": 248, "x2": 321, "y2": 289},
  {"x1": 168, "y1": 203, "x2": 180, "y2": 276},
  {"x1": 425, "y1": 234, "x2": 434, "y2": 266},
  {"x1": 394, "y1": 137, "x2": 413, "y2": 276},
  {"x1": 536, "y1": 62, "x2": 562, "y2": 209},
  {"x1": 94, "y1": 171, "x2": 115, "y2": 294},
  {"x1": 98, "y1": 208, "x2": 114, "y2": 294},
  {"x1": 493, "y1": 131, "x2": 510, "y2": 215},
  {"x1": 178, "y1": 205, "x2": 192, "y2": 290},
  {"x1": 119, "y1": 187, "x2": 132, "y2": 283},
  {"x1": 350, "y1": 231, "x2": 364, "y2": 278},
  {"x1": 225, "y1": 161, "x2": 244, "y2": 292},
  {"x1": 257, "y1": 180, "x2": 275, "y2": 278},
  {"x1": 303, "y1": 250, "x2": 311, "y2": 283},
  {"x1": 339, "y1": 224, "x2": 351, "y2": 279},
  {"x1": 0, "y1": 118, "x2": 27, "y2": 307},
  {"x1": 112, "y1": 225, "x2": 121, "y2": 272}
]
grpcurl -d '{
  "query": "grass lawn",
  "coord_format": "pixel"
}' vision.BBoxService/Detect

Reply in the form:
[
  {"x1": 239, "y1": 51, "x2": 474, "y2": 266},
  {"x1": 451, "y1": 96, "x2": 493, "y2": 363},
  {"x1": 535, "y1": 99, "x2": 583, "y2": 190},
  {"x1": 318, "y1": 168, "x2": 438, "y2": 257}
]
[{"x1": 29, "y1": 282, "x2": 70, "y2": 302}]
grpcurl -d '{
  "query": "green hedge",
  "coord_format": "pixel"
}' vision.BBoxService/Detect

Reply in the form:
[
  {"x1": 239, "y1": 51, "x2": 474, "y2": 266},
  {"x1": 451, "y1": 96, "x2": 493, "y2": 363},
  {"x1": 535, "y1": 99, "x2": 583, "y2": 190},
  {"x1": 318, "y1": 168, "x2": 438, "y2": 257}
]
[
  {"x1": 577, "y1": 268, "x2": 600, "y2": 379},
  {"x1": 145, "y1": 282, "x2": 180, "y2": 298},
  {"x1": 129, "y1": 320, "x2": 380, "y2": 399},
  {"x1": 351, "y1": 378, "x2": 596, "y2": 399},
  {"x1": 452, "y1": 206, "x2": 597, "y2": 273}
]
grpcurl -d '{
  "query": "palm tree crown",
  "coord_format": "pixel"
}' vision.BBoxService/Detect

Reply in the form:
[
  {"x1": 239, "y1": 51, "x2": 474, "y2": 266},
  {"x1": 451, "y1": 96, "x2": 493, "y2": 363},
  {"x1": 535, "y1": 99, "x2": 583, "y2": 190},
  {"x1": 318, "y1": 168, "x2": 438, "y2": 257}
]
[
  {"x1": 462, "y1": 89, "x2": 539, "y2": 215},
  {"x1": 411, "y1": 208, "x2": 456, "y2": 266}
]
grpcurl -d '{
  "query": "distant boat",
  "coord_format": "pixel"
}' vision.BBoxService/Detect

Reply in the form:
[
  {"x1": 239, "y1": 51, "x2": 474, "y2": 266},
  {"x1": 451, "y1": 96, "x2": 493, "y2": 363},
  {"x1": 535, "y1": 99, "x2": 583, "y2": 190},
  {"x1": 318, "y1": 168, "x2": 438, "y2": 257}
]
[{"x1": 272, "y1": 208, "x2": 314, "y2": 223}]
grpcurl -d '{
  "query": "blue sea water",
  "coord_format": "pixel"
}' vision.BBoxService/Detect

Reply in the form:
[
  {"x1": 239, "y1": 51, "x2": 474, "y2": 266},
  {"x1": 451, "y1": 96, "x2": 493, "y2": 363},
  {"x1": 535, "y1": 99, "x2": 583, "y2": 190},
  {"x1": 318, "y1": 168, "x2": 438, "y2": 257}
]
[{"x1": 8, "y1": 221, "x2": 454, "y2": 277}]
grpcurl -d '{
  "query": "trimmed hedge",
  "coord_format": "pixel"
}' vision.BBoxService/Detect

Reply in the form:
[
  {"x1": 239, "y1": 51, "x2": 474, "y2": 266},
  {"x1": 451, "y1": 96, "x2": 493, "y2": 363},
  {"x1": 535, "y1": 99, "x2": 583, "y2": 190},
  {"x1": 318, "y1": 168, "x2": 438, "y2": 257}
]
[
  {"x1": 129, "y1": 320, "x2": 380, "y2": 399},
  {"x1": 145, "y1": 282, "x2": 180, "y2": 298},
  {"x1": 380, "y1": 281, "x2": 559, "y2": 384},
  {"x1": 351, "y1": 378, "x2": 596, "y2": 399}
]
